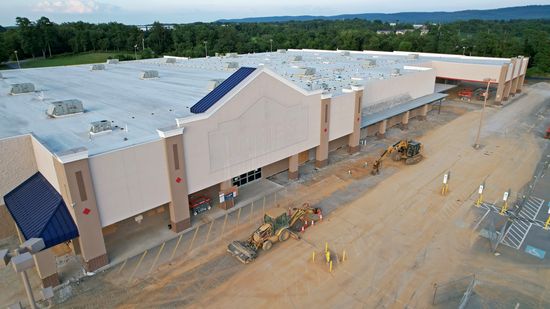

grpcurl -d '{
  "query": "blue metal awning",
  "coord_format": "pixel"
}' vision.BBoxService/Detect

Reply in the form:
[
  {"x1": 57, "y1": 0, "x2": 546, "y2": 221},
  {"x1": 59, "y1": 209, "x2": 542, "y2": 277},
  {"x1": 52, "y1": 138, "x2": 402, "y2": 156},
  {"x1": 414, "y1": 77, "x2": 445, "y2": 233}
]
[
  {"x1": 361, "y1": 93, "x2": 448, "y2": 128},
  {"x1": 4, "y1": 172, "x2": 79, "y2": 249},
  {"x1": 190, "y1": 67, "x2": 256, "y2": 114}
]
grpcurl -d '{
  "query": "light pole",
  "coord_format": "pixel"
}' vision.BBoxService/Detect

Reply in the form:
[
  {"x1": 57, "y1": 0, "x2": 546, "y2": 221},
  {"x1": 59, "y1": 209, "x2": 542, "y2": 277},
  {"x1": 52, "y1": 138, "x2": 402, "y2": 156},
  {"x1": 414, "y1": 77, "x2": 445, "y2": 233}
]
[
  {"x1": 134, "y1": 44, "x2": 138, "y2": 60},
  {"x1": 270, "y1": 39, "x2": 273, "y2": 53},
  {"x1": 473, "y1": 78, "x2": 495, "y2": 149},
  {"x1": 203, "y1": 41, "x2": 208, "y2": 58},
  {"x1": 14, "y1": 50, "x2": 21, "y2": 69},
  {"x1": 1, "y1": 238, "x2": 46, "y2": 309}
]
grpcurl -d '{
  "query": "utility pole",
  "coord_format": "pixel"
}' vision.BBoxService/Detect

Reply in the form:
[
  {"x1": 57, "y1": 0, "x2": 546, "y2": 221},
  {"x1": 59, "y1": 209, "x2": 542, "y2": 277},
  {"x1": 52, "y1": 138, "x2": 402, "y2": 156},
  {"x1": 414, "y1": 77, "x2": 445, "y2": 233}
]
[
  {"x1": 473, "y1": 78, "x2": 494, "y2": 149},
  {"x1": 203, "y1": 41, "x2": 208, "y2": 58},
  {"x1": 270, "y1": 39, "x2": 273, "y2": 52},
  {"x1": 14, "y1": 50, "x2": 21, "y2": 69}
]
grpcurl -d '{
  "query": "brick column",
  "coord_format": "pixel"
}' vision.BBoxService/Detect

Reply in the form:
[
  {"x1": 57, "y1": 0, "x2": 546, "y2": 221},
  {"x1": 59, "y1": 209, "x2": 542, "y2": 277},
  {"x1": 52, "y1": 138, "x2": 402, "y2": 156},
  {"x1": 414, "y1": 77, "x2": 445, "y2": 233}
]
[
  {"x1": 158, "y1": 127, "x2": 190, "y2": 233},
  {"x1": 495, "y1": 63, "x2": 509, "y2": 104},
  {"x1": 288, "y1": 154, "x2": 299, "y2": 180},
  {"x1": 348, "y1": 86, "x2": 363, "y2": 154},
  {"x1": 377, "y1": 119, "x2": 387, "y2": 139},
  {"x1": 54, "y1": 148, "x2": 108, "y2": 272},
  {"x1": 401, "y1": 111, "x2": 410, "y2": 130},
  {"x1": 33, "y1": 249, "x2": 59, "y2": 287},
  {"x1": 315, "y1": 94, "x2": 331, "y2": 168}
]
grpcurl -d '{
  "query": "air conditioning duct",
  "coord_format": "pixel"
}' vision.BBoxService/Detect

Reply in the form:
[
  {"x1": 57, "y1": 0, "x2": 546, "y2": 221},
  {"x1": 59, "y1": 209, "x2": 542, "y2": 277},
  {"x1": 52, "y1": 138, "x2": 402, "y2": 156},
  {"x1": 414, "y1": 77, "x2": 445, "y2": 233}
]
[
  {"x1": 90, "y1": 64, "x2": 105, "y2": 71},
  {"x1": 47, "y1": 99, "x2": 84, "y2": 118},
  {"x1": 140, "y1": 70, "x2": 159, "y2": 79},
  {"x1": 89, "y1": 120, "x2": 112, "y2": 134},
  {"x1": 10, "y1": 83, "x2": 35, "y2": 95}
]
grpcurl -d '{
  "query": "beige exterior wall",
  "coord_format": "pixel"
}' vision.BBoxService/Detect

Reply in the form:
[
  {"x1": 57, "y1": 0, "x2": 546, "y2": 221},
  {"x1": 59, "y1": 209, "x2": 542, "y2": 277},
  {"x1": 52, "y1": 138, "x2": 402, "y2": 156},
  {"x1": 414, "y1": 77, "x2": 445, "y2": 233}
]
[
  {"x1": 31, "y1": 137, "x2": 60, "y2": 191},
  {"x1": 328, "y1": 93, "x2": 355, "y2": 141},
  {"x1": 418, "y1": 61, "x2": 502, "y2": 82},
  {"x1": 180, "y1": 71, "x2": 321, "y2": 194},
  {"x1": 0, "y1": 135, "x2": 37, "y2": 205},
  {"x1": 88, "y1": 140, "x2": 171, "y2": 227},
  {"x1": 362, "y1": 69, "x2": 435, "y2": 107}
]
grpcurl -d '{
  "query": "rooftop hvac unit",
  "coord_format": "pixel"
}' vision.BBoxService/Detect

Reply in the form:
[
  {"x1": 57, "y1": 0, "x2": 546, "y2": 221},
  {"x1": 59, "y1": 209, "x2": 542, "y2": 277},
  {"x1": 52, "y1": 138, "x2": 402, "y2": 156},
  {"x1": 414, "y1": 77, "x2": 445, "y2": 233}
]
[
  {"x1": 224, "y1": 62, "x2": 239, "y2": 69},
  {"x1": 225, "y1": 52, "x2": 238, "y2": 58},
  {"x1": 140, "y1": 70, "x2": 159, "y2": 79},
  {"x1": 10, "y1": 83, "x2": 35, "y2": 95},
  {"x1": 89, "y1": 120, "x2": 112, "y2": 134},
  {"x1": 90, "y1": 64, "x2": 105, "y2": 71},
  {"x1": 277, "y1": 49, "x2": 287, "y2": 53},
  {"x1": 341, "y1": 51, "x2": 350, "y2": 56},
  {"x1": 164, "y1": 57, "x2": 176, "y2": 64},
  {"x1": 296, "y1": 67, "x2": 316, "y2": 76},
  {"x1": 363, "y1": 59, "x2": 377, "y2": 68},
  {"x1": 46, "y1": 99, "x2": 84, "y2": 118},
  {"x1": 407, "y1": 54, "x2": 419, "y2": 60},
  {"x1": 207, "y1": 79, "x2": 225, "y2": 91},
  {"x1": 106, "y1": 59, "x2": 119, "y2": 64},
  {"x1": 291, "y1": 55, "x2": 303, "y2": 61},
  {"x1": 391, "y1": 68, "x2": 401, "y2": 77}
]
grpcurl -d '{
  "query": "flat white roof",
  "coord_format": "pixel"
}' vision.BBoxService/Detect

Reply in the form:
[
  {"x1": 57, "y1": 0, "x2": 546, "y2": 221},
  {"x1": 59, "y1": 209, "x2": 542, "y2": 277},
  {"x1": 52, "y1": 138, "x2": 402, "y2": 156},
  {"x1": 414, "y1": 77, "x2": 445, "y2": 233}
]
[{"x1": 0, "y1": 49, "x2": 512, "y2": 155}]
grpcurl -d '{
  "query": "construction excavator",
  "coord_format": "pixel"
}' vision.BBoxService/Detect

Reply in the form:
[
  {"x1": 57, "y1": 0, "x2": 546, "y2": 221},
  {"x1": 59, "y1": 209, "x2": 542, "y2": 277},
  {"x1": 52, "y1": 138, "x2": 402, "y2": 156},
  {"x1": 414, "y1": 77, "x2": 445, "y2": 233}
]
[
  {"x1": 372, "y1": 139, "x2": 423, "y2": 175},
  {"x1": 227, "y1": 203, "x2": 322, "y2": 264}
]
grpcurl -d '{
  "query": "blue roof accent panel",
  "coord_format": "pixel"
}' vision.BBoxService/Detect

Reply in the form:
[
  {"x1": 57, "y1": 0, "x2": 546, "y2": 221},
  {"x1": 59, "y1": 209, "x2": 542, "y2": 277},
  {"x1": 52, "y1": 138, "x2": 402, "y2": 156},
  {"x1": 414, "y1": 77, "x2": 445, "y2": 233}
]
[
  {"x1": 4, "y1": 172, "x2": 79, "y2": 249},
  {"x1": 190, "y1": 67, "x2": 256, "y2": 114}
]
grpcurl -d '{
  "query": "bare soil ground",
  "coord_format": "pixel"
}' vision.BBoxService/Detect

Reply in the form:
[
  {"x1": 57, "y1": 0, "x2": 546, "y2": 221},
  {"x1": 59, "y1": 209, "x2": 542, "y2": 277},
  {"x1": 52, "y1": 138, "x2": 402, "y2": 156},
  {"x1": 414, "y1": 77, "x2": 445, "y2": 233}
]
[{"x1": 26, "y1": 83, "x2": 550, "y2": 308}]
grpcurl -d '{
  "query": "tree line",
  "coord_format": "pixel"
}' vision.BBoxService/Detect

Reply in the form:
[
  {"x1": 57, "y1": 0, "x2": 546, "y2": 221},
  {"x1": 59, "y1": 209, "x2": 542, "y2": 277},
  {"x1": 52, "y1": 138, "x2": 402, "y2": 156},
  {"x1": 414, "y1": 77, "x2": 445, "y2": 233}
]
[{"x1": 1, "y1": 17, "x2": 549, "y2": 75}]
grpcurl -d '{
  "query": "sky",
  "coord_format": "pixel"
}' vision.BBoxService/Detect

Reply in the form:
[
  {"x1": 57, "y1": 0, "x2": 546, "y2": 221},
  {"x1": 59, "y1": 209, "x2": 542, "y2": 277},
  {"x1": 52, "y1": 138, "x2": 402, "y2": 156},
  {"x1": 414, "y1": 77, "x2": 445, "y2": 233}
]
[{"x1": 1, "y1": 0, "x2": 549, "y2": 26}]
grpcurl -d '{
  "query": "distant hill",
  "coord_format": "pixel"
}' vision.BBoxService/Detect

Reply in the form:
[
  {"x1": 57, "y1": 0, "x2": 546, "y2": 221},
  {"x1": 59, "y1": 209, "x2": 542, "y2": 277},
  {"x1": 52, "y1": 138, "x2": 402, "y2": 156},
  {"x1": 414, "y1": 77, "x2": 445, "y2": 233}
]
[{"x1": 217, "y1": 5, "x2": 550, "y2": 24}]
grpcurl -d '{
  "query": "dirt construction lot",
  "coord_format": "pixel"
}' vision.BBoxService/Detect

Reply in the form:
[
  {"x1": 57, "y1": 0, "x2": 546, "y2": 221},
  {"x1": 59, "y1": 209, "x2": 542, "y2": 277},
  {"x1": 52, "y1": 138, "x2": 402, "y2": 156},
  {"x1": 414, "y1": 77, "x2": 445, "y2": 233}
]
[{"x1": 46, "y1": 83, "x2": 550, "y2": 308}]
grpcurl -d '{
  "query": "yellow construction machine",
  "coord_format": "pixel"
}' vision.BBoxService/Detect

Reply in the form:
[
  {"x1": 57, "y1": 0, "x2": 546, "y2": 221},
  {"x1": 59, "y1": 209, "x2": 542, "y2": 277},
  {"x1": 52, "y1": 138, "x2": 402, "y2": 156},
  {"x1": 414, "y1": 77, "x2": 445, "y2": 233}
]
[
  {"x1": 372, "y1": 140, "x2": 423, "y2": 175},
  {"x1": 227, "y1": 204, "x2": 322, "y2": 264}
]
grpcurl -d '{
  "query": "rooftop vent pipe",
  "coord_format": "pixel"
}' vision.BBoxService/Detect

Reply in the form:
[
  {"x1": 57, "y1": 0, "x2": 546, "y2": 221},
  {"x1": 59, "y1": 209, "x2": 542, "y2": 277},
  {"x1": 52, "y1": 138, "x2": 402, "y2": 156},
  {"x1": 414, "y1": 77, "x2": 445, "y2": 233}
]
[
  {"x1": 10, "y1": 83, "x2": 35, "y2": 95},
  {"x1": 140, "y1": 70, "x2": 159, "y2": 79},
  {"x1": 90, "y1": 120, "x2": 112, "y2": 134},
  {"x1": 106, "y1": 59, "x2": 119, "y2": 64},
  {"x1": 47, "y1": 99, "x2": 84, "y2": 118},
  {"x1": 90, "y1": 64, "x2": 105, "y2": 71}
]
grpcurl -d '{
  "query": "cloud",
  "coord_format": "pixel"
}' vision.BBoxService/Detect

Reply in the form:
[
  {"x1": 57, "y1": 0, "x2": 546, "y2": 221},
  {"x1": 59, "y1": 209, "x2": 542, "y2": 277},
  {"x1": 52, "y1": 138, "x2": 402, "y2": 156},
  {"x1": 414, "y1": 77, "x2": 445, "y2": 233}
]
[{"x1": 33, "y1": 0, "x2": 115, "y2": 14}]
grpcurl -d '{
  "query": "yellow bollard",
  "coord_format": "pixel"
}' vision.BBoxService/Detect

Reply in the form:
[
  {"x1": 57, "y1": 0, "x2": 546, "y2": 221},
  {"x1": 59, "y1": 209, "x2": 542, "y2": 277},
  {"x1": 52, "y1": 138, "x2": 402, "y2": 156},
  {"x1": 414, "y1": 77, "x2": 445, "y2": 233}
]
[
  {"x1": 544, "y1": 216, "x2": 550, "y2": 230},
  {"x1": 325, "y1": 242, "x2": 328, "y2": 253},
  {"x1": 342, "y1": 250, "x2": 346, "y2": 262},
  {"x1": 500, "y1": 201, "x2": 508, "y2": 215},
  {"x1": 325, "y1": 250, "x2": 330, "y2": 263},
  {"x1": 476, "y1": 193, "x2": 483, "y2": 207},
  {"x1": 312, "y1": 251, "x2": 315, "y2": 262},
  {"x1": 329, "y1": 260, "x2": 333, "y2": 273}
]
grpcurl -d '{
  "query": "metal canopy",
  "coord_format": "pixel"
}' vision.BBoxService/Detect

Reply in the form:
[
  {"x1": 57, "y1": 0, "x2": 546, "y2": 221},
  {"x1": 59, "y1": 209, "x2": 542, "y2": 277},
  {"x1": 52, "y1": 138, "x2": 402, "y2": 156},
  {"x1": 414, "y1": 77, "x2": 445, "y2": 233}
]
[
  {"x1": 190, "y1": 67, "x2": 256, "y2": 114},
  {"x1": 4, "y1": 172, "x2": 79, "y2": 249}
]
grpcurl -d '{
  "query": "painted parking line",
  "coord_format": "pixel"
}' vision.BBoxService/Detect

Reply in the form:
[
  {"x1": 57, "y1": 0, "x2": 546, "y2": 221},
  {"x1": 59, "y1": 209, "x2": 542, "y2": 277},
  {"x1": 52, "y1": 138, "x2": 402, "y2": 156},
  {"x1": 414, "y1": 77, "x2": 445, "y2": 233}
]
[{"x1": 499, "y1": 196, "x2": 545, "y2": 250}]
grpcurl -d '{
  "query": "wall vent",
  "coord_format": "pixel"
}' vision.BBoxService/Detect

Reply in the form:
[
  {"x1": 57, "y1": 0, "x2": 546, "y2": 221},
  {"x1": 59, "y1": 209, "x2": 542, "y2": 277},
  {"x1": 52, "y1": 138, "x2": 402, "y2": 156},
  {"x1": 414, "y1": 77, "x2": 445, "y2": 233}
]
[
  {"x1": 47, "y1": 99, "x2": 84, "y2": 118},
  {"x1": 10, "y1": 83, "x2": 35, "y2": 95},
  {"x1": 224, "y1": 62, "x2": 239, "y2": 69},
  {"x1": 89, "y1": 120, "x2": 112, "y2": 134},
  {"x1": 164, "y1": 57, "x2": 176, "y2": 64},
  {"x1": 90, "y1": 64, "x2": 105, "y2": 71},
  {"x1": 207, "y1": 79, "x2": 225, "y2": 91},
  {"x1": 140, "y1": 70, "x2": 159, "y2": 79},
  {"x1": 407, "y1": 54, "x2": 419, "y2": 60},
  {"x1": 106, "y1": 59, "x2": 119, "y2": 64},
  {"x1": 277, "y1": 49, "x2": 287, "y2": 53}
]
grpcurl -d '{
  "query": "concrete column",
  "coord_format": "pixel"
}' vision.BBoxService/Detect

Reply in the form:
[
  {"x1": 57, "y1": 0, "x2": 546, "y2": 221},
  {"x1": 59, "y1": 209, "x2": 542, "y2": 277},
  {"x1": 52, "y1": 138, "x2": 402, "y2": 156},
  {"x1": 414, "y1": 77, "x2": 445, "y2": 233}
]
[
  {"x1": 220, "y1": 179, "x2": 233, "y2": 191},
  {"x1": 401, "y1": 111, "x2": 410, "y2": 130},
  {"x1": 348, "y1": 87, "x2": 363, "y2": 154},
  {"x1": 495, "y1": 63, "x2": 509, "y2": 104},
  {"x1": 503, "y1": 58, "x2": 517, "y2": 101},
  {"x1": 54, "y1": 148, "x2": 108, "y2": 272},
  {"x1": 315, "y1": 95, "x2": 331, "y2": 168},
  {"x1": 158, "y1": 127, "x2": 190, "y2": 233},
  {"x1": 288, "y1": 154, "x2": 299, "y2": 180},
  {"x1": 510, "y1": 58, "x2": 522, "y2": 94},
  {"x1": 33, "y1": 249, "x2": 59, "y2": 287},
  {"x1": 377, "y1": 119, "x2": 387, "y2": 139},
  {"x1": 418, "y1": 104, "x2": 428, "y2": 121}
]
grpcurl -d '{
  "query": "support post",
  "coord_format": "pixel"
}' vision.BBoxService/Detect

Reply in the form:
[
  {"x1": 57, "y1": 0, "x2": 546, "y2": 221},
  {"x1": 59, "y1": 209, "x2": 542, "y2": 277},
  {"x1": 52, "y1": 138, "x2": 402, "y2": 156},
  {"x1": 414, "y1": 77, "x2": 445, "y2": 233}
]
[
  {"x1": 418, "y1": 104, "x2": 428, "y2": 121},
  {"x1": 377, "y1": 119, "x2": 387, "y2": 139},
  {"x1": 348, "y1": 87, "x2": 363, "y2": 154},
  {"x1": 288, "y1": 154, "x2": 299, "y2": 180},
  {"x1": 401, "y1": 111, "x2": 410, "y2": 130}
]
